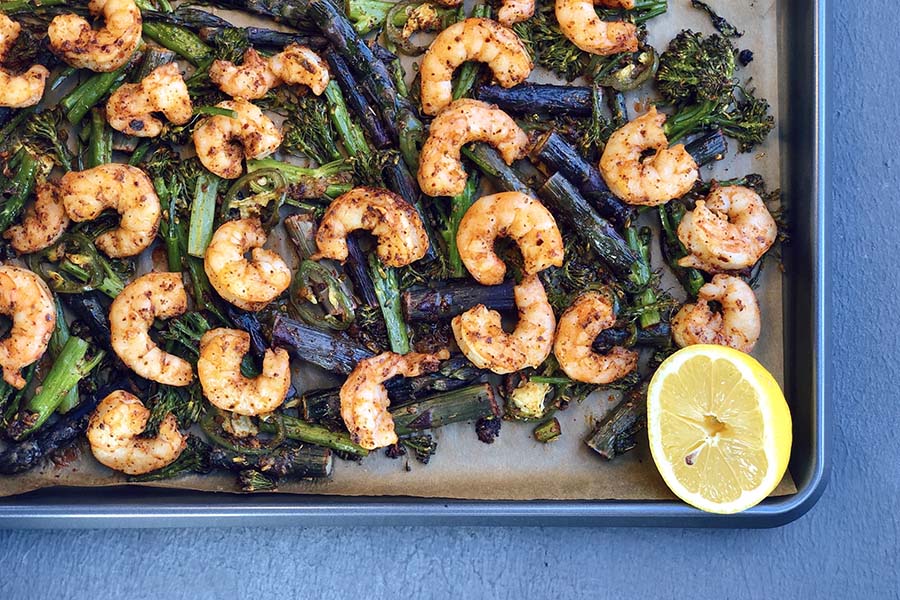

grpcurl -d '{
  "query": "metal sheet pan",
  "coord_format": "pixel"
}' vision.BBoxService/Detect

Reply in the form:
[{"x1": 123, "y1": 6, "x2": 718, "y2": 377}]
[{"x1": 0, "y1": 0, "x2": 829, "y2": 526}]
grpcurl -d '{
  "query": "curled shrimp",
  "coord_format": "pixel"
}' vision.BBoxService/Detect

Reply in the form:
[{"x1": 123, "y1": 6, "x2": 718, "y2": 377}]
[
  {"x1": 0, "y1": 14, "x2": 49, "y2": 108},
  {"x1": 192, "y1": 98, "x2": 282, "y2": 179},
  {"x1": 498, "y1": 0, "x2": 534, "y2": 26},
  {"x1": 555, "y1": 0, "x2": 638, "y2": 56},
  {"x1": 677, "y1": 185, "x2": 778, "y2": 272},
  {"x1": 105, "y1": 63, "x2": 192, "y2": 137},
  {"x1": 671, "y1": 274, "x2": 761, "y2": 353},
  {"x1": 456, "y1": 191, "x2": 563, "y2": 285},
  {"x1": 420, "y1": 18, "x2": 532, "y2": 115},
  {"x1": 599, "y1": 107, "x2": 699, "y2": 206},
  {"x1": 340, "y1": 349, "x2": 449, "y2": 450},
  {"x1": 210, "y1": 44, "x2": 329, "y2": 100},
  {"x1": 0, "y1": 265, "x2": 55, "y2": 389},
  {"x1": 4, "y1": 182, "x2": 69, "y2": 254},
  {"x1": 204, "y1": 218, "x2": 291, "y2": 311},
  {"x1": 48, "y1": 0, "x2": 141, "y2": 72},
  {"x1": 452, "y1": 275, "x2": 555, "y2": 374},
  {"x1": 418, "y1": 99, "x2": 529, "y2": 197},
  {"x1": 553, "y1": 291, "x2": 637, "y2": 384},
  {"x1": 59, "y1": 164, "x2": 161, "y2": 258},
  {"x1": 197, "y1": 328, "x2": 291, "y2": 416},
  {"x1": 109, "y1": 272, "x2": 194, "y2": 386},
  {"x1": 87, "y1": 390, "x2": 186, "y2": 476},
  {"x1": 313, "y1": 187, "x2": 429, "y2": 267}
]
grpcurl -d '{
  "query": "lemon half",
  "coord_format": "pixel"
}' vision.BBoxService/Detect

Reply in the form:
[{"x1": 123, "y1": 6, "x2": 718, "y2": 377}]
[{"x1": 647, "y1": 345, "x2": 792, "y2": 514}]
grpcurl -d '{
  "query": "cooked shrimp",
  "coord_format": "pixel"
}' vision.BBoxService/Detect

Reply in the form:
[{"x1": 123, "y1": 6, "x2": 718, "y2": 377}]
[
  {"x1": 599, "y1": 107, "x2": 699, "y2": 206},
  {"x1": 340, "y1": 349, "x2": 449, "y2": 450},
  {"x1": 418, "y1": 99, "x2": 529, "y2": 197},
  {"x1": 553, "y1": 291, "x2": 638, "y2": 384},
  {"x1": 555, "y1": 0, "x2": 638, "y2": 56},
  {"x1": 87, "y1": 390, "x2": 186, "y2": 476},
  {"x1": 109, "y1": 272, "x2": 194, "y2": 386},
  {"x1": 4, "y1": 182, "x2": 69, "y2": 254},
  {"x1": 313, "y1": 187, "x2": 429, "y2": 267},
  {"x1": 498, "y1": 0, "x2": 534, "y2": 26},
  {"x1": 197, "y1": 328, "x2": 291, "y2": 416},
  {"x1": 677, "y1": 185, "x2": 778, "y2": 272},
  {"x1": 0, "y1": 14, "x2": 49, "y2": 108},
  {"x1": 105, "y1": 63, "x2": 192, "y2": 137},
  {"x1": 269, "y1": 44, "x2": 330, "y2": 95},
  {"x1": 59, "y1": 164, "x2": 161, "y2": 258},
  {"x1": 204, "y1": 218, "x2": 291, "y2": 311},
  {"x1": 48, "y1": 0, "x2": 141, "y2": 72},
  {"x1": 456, "y1": 191, "x2": 563, "y2": 285},
  {"x1": 0, "y1": 266, "x2": 55, "y2": 389},
  {"x1": 192, "y1": 99, "x2": 282, "y2": 179},
  {"x1": 209, "y1": 48, "x2": 278, "y2": 101},
  {"x1": 671, "y1": 274, "x2": 761, "y2": 353},
  {"x1": 452, "y1": 274, "x2": 555, "y2": 374},
  {"x1": 210, "y1": 44, "x2": 329, "y2": 101},
  {"x1": 420, "y1": 18, "x2": 532, "y2": 115}
]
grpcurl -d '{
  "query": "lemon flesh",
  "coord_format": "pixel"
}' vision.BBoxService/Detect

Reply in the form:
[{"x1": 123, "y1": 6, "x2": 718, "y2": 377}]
[{"x1": 647, "y1": 345, "x2": 792, "y2": 514}]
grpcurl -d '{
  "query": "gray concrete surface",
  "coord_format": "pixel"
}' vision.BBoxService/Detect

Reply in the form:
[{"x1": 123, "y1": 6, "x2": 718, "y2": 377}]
[{"x1": 2, "y1": 1, "x2": 898, "y2": 598}]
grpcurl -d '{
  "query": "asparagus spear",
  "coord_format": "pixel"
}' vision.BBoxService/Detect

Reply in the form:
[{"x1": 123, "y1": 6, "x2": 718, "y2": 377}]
[
  {"x1": 477, "y1": 82, "x2": 595, "y2": 116},
  {"x1": 367, "y1": 253, "x2": 410, "y2": 354},
  {"x1": 585, "y1": 384, "x2": 648, "y2": 460},
  {"x1": 391, "y1": 383, "x2": 500, "y2": 434},
  {"x1": 208, "y1": 443, "x2": 333, "y2": 478},
  {"x1": 325, "y1": 50, "x2": 391, "y2": 149},
  {"x1": 402, "y1": 280, "x2": 516, "y2": 322},
  {"x1": 271, "y1": 313, "x2": 375, "y2": 374}
]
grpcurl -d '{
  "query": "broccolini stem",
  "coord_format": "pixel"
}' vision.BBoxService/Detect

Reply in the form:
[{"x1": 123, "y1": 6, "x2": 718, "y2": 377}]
[
  {"x1": 10, "y1": 337, "x2": 104, "y2": 440},
  {"x1": 447, "y1": 172, "x2": 479, "y2": 278},
  {"x1": 85, "y1": 108, "x2": 113, "y2": 168},
  {"x1": 259, "y1": 415, "x2": 369, "y2": 457},
  {"x1": 368, "y1": 253, "x2": 410, "y2": 354},
  {"x1": 50, "y1": 298, "x2": 80, "y2": 414},
  {"x1": 0, "y1": 150, "x2": 39, "y2": 234},
  {"x1": 533, "y1": 417, "x2": 562, "y2": 443},
  {"x1": 187, "y1": 172, "x2": 221, "y2": 258},
  {"x1": 323, "y1": 80, "x2": 370, "y2": 160},
  {"x1": 658, "y1": 203, "x2": 706, "y2": 298},
  {"x1": 625, "y1": 226, "x2": 660, "y2": 328}
]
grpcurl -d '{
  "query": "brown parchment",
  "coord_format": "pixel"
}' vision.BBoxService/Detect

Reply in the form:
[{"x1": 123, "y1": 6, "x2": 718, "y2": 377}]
[{"x1": 0, "y1": 0, "x2": 796, "y2": 500}]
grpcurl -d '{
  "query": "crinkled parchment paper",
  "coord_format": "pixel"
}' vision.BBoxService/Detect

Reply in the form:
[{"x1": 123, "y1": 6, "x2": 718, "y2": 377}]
[{"x1": 0, "y1": 0, "x2": 796, "y2": 500}]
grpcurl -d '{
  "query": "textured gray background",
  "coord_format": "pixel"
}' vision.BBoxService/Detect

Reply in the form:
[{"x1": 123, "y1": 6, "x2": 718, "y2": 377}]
[{"x1": 1, "y1": 2, "x2": 898, "y2": 598}]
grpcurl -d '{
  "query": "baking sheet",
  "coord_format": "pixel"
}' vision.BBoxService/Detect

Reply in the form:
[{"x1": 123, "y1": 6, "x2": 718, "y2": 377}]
[{"x1": 0, "y1": 0, "x2": 795, "y2": 500}]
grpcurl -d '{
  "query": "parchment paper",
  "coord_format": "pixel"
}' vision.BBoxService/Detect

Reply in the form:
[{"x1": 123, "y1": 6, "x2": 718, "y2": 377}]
[{"x1": 0, "y1": 0, "x2": 796, "y2": 500}]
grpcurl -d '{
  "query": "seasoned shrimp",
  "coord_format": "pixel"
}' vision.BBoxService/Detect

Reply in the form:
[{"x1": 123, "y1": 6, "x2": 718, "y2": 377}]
[
  {"x1": 313, "y1": 187, "x2": 429, "y2": 267},
  {"x1": 192, "y1": 99, "x2": 282, "y2": 179},
  {"x1": 0, "y1": 14, "x2": 49, "y2": 108},
  {"x1": 197, "y1": 328, "x2": 291, "y2": 416},
  {"x1": 420, "y1": 18, "x2": 532, "y2": 115},
  {"x1": 105, "y1": 63, "x2": 192, "y2": 137},
  {"x1": 553, "y1": 291, "x2": 637, "y2": 384},
  {"x1": 48, "y1": 0, "x2": 141, "y2": 72},
  {"x1": 418, "y1": 99, "x2": 529, "y2": 197},
  {"x1": 109, "y1": 272, "x2": 194, "y2": 386},
  {"x1": 555, "y1": 0, "x2": 638, "y2": 56},
  {"x1": 4, "y1": 182, "x2": 69, "y2": 254},
  {"x1": 269, "y1": 44, "x2": 330, "y2": 95},
  {"x1": 677, "y1": 185, "x2": 777, "y2": 272},
  {"x1": 210, "y1": 44, "x2": 329, "y2": 100},
  {"x1": 204, "y1": 218, "x2": 291, "y2": 311},
  {"x1": 452, "y1": 275, "x2": 555, "y2": 374},
  {"x1": 59, "y1": 164, "x2": 161, "y2": 258},
  {"x1": 87, "y1": 390, "x2": 186, "y2": 476},
  {"x1": 498, "y1": 0, "x2": 534, "y2": 26},
  {"x1": 0, "y1": 266, "x2": 55, "y2": 389},
  {"x1": 599, "y1": 107, "x2": 699, "y2": 206},
  {"x1": 340, "y1": 350, "x2": 449, "y2": 450},
  {"x1": 671, "y1": 274, "x2": 761, "y2": 353},
  {"x1": 456, "y1": 191, "x2": 563, "y2": 285}
]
